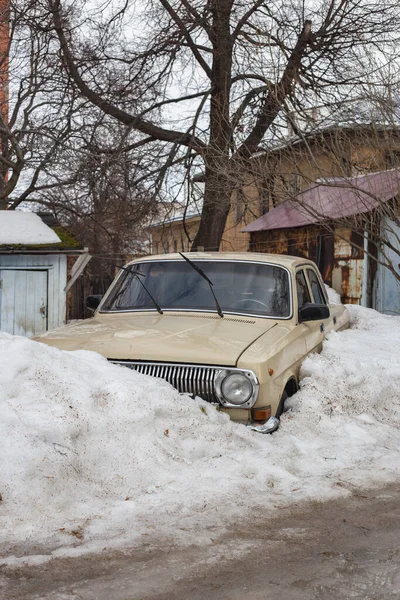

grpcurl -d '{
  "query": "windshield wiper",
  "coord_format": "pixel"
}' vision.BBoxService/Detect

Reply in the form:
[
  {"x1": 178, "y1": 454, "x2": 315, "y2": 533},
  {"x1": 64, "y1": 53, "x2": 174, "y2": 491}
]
[
  {"x1": 179, "y1": 253, "x2": 224, "y2": 318},
  {"x1": 116, "y1": 265, "x2": 163, "y2": 315}
]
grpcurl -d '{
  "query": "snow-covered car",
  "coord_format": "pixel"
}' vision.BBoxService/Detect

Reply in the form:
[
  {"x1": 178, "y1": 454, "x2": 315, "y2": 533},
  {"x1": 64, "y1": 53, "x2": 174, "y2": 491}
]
[{"x1": 36, "y1": 252, "x2": 349, "y2": 432}]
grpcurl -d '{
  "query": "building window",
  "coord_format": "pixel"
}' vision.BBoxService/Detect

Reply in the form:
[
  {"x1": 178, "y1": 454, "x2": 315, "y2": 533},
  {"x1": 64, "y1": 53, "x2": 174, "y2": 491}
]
[
  {"x1": 285, "y1": 173, "x2": 301, "y2": 196},
  {"x1": 232, "y1": 188, "x2": 243, "y2": 224},
  {"x1": 259, "y1": 174, "x2": 279, "y2": 213},
  {"x1": 174, "y1": 239, "x2": 178, "y2": 253},
  {"x1": 385, "y1": 150, "x2": 400, "y2": 168}
]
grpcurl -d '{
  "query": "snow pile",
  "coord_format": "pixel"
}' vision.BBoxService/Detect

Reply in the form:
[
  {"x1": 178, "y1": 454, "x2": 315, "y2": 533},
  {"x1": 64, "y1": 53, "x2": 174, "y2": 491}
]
[
  {"x1": 1, "y1": 305, "x2": 400, "y2": 564},
  {"x1": 0, "y1": 211, "x2": 61, "y2": 245},
  {"x1": 325, "y1": 284, "x2": 342, "y2": 304},
  {"x1": 285, "y1": 304, "x2": 400, "y2": 481}
]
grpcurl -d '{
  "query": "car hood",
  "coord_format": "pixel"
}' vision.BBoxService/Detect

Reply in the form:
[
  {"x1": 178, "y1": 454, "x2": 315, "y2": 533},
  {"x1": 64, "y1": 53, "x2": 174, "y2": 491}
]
[{"x1": 36, "y1": 312, "x2": 279, "y2": 366}]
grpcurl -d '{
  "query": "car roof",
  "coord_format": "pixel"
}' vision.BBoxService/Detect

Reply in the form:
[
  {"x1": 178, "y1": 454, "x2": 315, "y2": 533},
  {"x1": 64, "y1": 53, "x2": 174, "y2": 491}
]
[{"x1": 128, "y1": 252, "x2": 317, "y2": 270}]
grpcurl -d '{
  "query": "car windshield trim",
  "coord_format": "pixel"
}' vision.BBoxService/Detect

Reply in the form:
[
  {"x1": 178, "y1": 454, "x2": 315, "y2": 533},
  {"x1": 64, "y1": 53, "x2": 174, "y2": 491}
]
[{"x1": 99, "y1": 259, "x2": 293, "y2": 320}]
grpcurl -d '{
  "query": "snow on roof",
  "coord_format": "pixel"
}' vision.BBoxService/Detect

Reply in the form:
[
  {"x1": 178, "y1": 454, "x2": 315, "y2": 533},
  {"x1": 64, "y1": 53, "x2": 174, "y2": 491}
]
[{"x1": 0, "y1": 211, "x2": 61, "y2": 245}]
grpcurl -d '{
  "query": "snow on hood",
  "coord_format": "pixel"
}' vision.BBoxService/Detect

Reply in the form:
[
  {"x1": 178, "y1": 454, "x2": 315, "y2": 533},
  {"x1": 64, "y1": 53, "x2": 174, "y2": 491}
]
[{"x1": 1, "y1": 305, "x2": 400, "y2": 565}]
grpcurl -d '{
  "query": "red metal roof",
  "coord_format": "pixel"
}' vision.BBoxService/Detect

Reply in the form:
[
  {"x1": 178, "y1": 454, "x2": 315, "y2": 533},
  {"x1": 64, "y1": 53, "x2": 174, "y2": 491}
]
[{"x1": 243, "y1": 168, "x2": 400, "y2": 232}]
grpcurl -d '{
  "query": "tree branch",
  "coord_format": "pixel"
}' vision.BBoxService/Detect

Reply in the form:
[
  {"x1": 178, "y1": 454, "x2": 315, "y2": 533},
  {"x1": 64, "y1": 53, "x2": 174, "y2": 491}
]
[
  {"x1": 231, "y1": 0, "x2": 267, "y2": 40},
  {"x1": 235, "y1": 20, "x2": 314, "y2": 159},
  {"x1": 48, "y1": 0, "x2": 207, "y2": 153},
  {"x1": 157, "y1": 0, "x2": 212, "y2": 77}
]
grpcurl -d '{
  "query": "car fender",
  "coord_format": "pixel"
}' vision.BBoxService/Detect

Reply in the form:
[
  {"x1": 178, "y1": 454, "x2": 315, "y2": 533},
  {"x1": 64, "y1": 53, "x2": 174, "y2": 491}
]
[{"x1": 237, "y1": 323, "x2": 306, "y2": 414}]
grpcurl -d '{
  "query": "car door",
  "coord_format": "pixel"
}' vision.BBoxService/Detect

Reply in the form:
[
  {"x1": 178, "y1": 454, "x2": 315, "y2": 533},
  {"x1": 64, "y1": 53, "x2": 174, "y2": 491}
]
[
  {"x1": 295, "y1": 267, "x2": 328, "y2": 354},
  {"x1": 304, "y1": 266, "x2": 333, "y2": 350},
  {"x1": 295, "y1": 268, "x2": 321, "y2": 354}
]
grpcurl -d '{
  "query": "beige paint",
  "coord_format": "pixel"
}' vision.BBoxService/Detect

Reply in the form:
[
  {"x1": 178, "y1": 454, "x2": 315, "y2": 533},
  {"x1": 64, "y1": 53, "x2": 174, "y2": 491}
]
[{"x1": 36, "y1": 253, "x2": 350, "y2": 424}]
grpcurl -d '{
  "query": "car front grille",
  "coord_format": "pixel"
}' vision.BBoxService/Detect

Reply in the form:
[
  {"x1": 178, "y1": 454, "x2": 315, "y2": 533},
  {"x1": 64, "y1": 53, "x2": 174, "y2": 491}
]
[{"x1": 110, "y1": 361, "x2": 222, "y2": 403}]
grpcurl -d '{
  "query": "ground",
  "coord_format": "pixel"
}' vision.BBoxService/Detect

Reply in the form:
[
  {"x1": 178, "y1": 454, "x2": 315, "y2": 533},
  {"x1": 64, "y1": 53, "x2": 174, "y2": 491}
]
[
  {"x1": 0, "y1": 300, "x2": 400, "y2": 597},
  {"x1": 2, "y1": 483, "x2": 400, "y2": 599}
]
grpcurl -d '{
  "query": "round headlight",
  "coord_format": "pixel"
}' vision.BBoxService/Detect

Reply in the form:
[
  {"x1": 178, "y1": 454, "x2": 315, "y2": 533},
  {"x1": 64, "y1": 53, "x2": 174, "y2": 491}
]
[{"x1": 221, "y1": 372, "x2": 253, "y2": 405}]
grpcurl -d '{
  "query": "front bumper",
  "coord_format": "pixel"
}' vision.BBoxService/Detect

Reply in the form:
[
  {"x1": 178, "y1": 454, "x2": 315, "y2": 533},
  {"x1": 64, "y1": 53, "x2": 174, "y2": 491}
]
[{"x1": 248, "y1": 417, "x2": 280, "y2": 434}]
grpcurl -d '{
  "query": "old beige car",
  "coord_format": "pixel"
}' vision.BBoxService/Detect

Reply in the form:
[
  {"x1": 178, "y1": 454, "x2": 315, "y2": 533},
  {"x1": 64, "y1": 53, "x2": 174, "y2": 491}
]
[{"x1": 36, "y1": 252, "x2": 349, "y2": 433}]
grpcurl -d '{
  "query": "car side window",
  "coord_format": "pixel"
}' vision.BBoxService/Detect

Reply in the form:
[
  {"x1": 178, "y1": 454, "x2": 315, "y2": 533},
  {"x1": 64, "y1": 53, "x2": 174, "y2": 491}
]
[
  {"x1": 307, "y1": 269, "x2": 327, "y2": 305},
  {"x1": 296, "y1": 270, "x2": 311, "y2": 308}
]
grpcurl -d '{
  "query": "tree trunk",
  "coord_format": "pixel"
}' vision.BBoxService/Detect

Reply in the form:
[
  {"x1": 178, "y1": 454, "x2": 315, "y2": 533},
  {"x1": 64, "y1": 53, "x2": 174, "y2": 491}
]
[
  {"x1": 191, "y1": 0, "x2": 233, "y2": 251},
  {"x1": 192, "y1": 162, "x2": 232, "y2": 250}
]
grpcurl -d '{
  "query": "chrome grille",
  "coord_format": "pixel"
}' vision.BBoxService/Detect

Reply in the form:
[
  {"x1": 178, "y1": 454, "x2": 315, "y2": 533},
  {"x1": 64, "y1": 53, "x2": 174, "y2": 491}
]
[{"x1": 111, "y1": 361, "x2": 222, "y2": 403}]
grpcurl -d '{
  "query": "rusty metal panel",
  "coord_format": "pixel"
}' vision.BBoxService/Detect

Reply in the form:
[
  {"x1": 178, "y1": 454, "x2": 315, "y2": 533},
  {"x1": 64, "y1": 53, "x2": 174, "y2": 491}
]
[
  {"x1": 251, "y1": 225, "x2": 327, "y2": 266},
  {"x1": 332, "y1": 259, "x2": 364, "y2": 304},
  {"x1": 334, "y1": 226, "x2": 353, "y2": 258},
  {"x1": 334, "y1": 226, "x2": 365, "y2": 260},
  {"x1": 250, "y1": 229, "x2": 290, "y2": 254},
  {"x1": 334, "y1": 237, "x2": 353, "y2": 259},
  {"x1": 252, "y1": 224, "x2": 365, "y2": 303},
  {"x1": 331, "y1": 226, "x2": 366, "y2": 303}
]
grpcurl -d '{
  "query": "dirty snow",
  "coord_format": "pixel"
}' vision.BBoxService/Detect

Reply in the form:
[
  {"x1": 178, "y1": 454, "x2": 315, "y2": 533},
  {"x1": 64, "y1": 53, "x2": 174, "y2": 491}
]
[
  {"x1": 0, "y1": 211, "x2": 61, "y2": 245},
  {"x1": 1, "y1": 305, "x2": 400, "y2": 566}
]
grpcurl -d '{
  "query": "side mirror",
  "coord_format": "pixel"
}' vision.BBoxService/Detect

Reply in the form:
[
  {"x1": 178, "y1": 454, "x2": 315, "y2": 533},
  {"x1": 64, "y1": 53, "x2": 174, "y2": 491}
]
[
  {"x1": 299, "y1": 302, "x2": 330, "y2": 322},
  {"x1": 85, "y1": 295, "x2": 103, "y2": 312}
]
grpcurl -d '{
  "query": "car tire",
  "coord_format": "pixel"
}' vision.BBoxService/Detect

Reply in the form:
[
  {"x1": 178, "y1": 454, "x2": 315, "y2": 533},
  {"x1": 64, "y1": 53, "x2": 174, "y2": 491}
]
[{"x1": 275, "y1": 389, "x2": 288, "y2": 419}]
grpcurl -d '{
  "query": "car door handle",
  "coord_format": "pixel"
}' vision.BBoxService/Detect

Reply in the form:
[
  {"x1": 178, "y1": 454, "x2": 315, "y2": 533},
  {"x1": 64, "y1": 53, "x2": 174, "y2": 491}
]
[
  {"x1": 333, "y1": 316, "x2": 337, "y2": 325},
  {"x1": 320, "y1": 323, "x2": 325, "y2": 333}
]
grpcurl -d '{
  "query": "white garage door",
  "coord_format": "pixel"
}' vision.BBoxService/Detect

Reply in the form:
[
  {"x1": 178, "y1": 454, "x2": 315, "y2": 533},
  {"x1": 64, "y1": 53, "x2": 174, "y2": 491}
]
[{"x1": 0, "y1": 269, "x2": 48, "y2": 337}]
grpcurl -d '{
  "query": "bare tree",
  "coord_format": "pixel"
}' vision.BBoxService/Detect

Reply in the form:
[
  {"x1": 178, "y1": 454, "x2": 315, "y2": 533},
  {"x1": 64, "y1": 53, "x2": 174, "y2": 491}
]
[
  {"x1": 33, "y1": 113, "x2": 161, "y2": 317},
  {"x1": 0, "y1": 0, "x2": 92, "y2": 209},
  {"x1": 38, "y1": 0, "x2": 400, "y2": 250},
  {"x1": 42, "y1": 116, "x2": 160, "y2": 284},
  {"x1": 0, "y1": 0, "x2": 162, "y2": 283}
]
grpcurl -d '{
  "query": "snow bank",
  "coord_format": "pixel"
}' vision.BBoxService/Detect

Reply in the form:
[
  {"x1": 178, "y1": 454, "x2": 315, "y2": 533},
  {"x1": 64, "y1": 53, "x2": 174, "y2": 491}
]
[
  {"x1": 1, "y1": 305, "x2": 400, "y2": 564},
  {"x1": 325, "y1": 284, "x2": 342, "y2": 304}
]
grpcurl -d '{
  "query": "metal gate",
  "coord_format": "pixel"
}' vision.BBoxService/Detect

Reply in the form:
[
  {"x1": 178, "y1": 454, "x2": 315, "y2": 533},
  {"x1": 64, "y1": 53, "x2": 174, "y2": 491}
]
[
  {"x1": 0, "y1": 269, "x2": 48, "y2": 337},
  {"x1": 376, "y1": 217, "x2": 400, "y2": 315}
]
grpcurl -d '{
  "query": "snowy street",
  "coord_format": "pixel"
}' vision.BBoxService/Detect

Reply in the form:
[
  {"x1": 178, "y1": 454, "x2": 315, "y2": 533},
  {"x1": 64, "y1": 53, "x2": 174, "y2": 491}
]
[
  {"x1": 2, "y1": 483, "x2": 400, "y2": 599},
  {"x1": 1, "y1": 301, "x2": 400, "y2": 595}
]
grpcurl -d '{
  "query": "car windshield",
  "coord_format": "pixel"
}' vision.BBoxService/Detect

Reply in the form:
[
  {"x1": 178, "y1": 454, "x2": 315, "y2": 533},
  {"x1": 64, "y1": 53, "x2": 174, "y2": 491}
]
[{"x1": 102, "y1": 260, "x2": 291, "y2": 318}]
